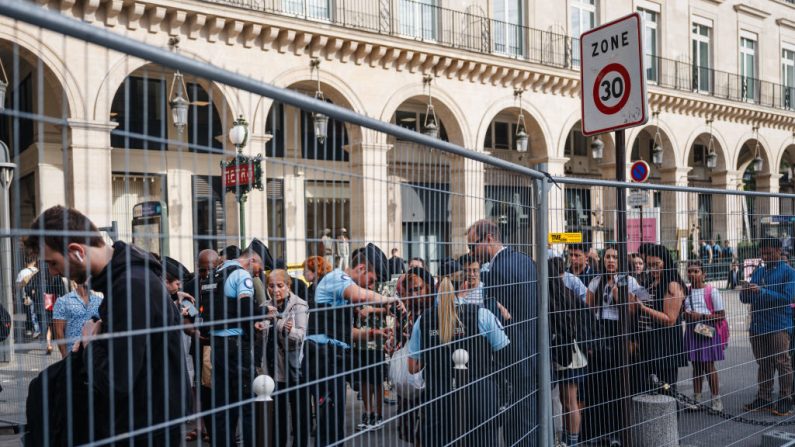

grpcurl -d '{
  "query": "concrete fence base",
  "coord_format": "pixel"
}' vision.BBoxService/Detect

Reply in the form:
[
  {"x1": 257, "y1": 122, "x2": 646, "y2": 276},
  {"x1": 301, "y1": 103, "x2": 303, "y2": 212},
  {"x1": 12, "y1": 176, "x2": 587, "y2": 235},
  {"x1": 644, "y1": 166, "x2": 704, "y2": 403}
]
[{"x1": 632, "y1": 394, "x2": 679, "y2": 446}]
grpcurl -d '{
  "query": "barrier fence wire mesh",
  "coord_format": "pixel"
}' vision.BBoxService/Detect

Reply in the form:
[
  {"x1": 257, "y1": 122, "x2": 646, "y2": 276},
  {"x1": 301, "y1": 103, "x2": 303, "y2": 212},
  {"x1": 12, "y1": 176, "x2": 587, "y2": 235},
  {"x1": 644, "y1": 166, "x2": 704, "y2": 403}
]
[{"x1": 2, "y1": 2, "x2": 795, "y2": 447}]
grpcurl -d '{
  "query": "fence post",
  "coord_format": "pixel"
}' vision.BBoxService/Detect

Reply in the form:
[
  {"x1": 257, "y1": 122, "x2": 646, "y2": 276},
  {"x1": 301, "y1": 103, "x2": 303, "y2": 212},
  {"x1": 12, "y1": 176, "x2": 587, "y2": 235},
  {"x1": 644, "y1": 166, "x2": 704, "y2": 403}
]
[
  {"x1": 534, "y1": 163, "x2": 552, "y2": 447},
  {"x1": 0, "y1": 147, "x2": 15, "y2": 363},
  {"x1": 253, "y1": 374, "x2": 275, "y2": 447}
]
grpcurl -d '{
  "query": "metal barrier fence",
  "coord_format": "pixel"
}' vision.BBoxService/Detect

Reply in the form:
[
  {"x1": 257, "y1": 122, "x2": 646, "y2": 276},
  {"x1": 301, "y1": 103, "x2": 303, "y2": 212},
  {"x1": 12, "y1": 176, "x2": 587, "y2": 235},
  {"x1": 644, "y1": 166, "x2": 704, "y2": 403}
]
[{"x1": 2, "y1": 3, "x2": 795, "y2": 447}]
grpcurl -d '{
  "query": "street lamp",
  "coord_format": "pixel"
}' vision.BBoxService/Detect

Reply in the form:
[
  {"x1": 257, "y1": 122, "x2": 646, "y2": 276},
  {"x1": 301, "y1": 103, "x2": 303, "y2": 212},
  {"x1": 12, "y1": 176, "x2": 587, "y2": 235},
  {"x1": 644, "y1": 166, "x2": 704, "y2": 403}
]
[
  {"x1": 514, "y1": 88, "x2": 529, "y2": 153},
  {"x1": 310, "y1": 58, "x2": 329, "y2": 144},
  {"x1": 422, "y1": 74, "x2": 439, "y2": 138},
  {"x1": 705, "y1": 118, "x2": 717, "y2": 170},
  {"x1": 751, "y1": 126, "x2": 763, "y2": 173},
  {"x1": 229, "y1": 115, "x2": 248, "y2": 152},
  {"x1": 590, "y1": 135, "x2": 604, "y2": 160},
  {"x1": 651, "y1": 111, "x2": 663, "y2": 166},
  {"x1": 167, "y1": 37, "x2": 190, "y2": 133}
]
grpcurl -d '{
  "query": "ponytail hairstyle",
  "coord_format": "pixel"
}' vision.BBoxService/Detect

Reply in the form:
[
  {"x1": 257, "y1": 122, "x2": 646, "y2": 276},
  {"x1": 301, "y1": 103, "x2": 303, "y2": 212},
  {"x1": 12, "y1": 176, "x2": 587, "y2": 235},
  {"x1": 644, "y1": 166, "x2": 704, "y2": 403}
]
[{"x1": 437, "y1": 270, "x2": 463, "y2": 344}]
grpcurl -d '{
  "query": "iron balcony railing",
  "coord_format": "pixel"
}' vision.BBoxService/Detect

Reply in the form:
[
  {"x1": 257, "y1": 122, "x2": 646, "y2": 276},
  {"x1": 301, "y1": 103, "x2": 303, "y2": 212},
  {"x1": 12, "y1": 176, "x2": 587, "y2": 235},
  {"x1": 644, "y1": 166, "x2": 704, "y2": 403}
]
[{"x1": 211, "y1": 0, "x2": 795, "y2": 112}]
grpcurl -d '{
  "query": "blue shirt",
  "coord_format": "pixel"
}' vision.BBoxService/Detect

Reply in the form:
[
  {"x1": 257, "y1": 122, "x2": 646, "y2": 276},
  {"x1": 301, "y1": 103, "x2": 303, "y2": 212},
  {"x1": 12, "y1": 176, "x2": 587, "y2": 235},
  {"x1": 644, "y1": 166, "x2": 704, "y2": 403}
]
[
  {"x1": 563, "y1": 272, "x2": 587, "y2": 303},
  {"x1": 407, "y1": 303, "x2": 510, "y2": 360},
  {"x1": 52, "y1": 290, "x2": 103, "y2": 343},
  {"x1": 305, "y1": 269, "x2": 356, "y2": 349},
  {"x1": 210, "y1": 260, "x2": 255, "y2": 337},
  {"x1": 740, "y1": 261, "x2": 795, "y2": 335}
]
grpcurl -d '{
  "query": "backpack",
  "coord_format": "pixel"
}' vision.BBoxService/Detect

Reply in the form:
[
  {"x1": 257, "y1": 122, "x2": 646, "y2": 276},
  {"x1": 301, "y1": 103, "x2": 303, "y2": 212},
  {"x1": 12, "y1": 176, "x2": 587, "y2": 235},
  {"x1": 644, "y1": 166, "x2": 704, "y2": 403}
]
[
  {"x1": 689, "y1": 285, "x2": 729, "y2": 350},
  {"x1": 199, "y1": 264, "x2": 244, "y2": 335},
  {"x1": 0, "y1": 303, "x2": 10, "y2": 342}
]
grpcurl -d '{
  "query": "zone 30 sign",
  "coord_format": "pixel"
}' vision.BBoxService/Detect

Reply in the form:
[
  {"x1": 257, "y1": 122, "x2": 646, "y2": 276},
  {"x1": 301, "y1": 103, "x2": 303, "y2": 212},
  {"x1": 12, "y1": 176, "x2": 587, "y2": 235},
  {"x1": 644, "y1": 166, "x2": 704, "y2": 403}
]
[{"x1": 580, "y1": 13, "x2": 649, "y2": 136}]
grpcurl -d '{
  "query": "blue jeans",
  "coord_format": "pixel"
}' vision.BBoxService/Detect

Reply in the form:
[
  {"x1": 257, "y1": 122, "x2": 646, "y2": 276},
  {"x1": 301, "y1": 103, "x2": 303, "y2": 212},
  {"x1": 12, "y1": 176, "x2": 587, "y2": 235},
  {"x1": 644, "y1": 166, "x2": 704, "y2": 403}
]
[{"x1": 210, "y1": 335, "x2": 254, "y2": 447}]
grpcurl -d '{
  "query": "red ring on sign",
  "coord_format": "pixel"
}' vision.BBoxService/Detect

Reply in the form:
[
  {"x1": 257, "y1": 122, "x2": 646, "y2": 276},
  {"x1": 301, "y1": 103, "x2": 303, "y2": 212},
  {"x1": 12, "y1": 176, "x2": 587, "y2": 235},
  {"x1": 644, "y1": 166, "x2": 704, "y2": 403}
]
[{"x1": 592, "y1": 63, "x2": 632, "y2": 115}]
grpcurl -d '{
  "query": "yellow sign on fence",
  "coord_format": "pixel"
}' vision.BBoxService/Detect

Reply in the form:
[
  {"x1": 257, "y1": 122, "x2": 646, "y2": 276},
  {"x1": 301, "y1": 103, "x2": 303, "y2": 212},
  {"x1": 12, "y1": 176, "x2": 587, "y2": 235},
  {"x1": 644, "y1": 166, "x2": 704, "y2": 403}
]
[{"x1": 548, "y1": 232, "x2": 583, "y2": 244}]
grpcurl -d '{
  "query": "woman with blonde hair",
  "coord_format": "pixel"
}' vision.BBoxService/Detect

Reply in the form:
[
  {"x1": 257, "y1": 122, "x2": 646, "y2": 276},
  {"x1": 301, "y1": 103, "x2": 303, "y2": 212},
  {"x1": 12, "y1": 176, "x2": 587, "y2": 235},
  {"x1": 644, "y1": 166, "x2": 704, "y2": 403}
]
[{"x1": 406, "y1": 259, "x2": 510, "y2": 445}]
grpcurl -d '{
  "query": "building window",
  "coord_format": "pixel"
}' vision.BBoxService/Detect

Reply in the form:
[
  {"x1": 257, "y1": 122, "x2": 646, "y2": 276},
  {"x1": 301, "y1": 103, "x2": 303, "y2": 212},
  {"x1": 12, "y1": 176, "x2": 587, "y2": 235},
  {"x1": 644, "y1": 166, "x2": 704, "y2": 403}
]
[
  {"x1": 399, "y1": 0, "x2": 437, "y2": 41},
  {"x1": 266, "y1": 178, "x2": 286, "y2": 261},
  {"x1": 265, "y1": 102, "x2": 285, "y2": 158},
  {"x1": 564, "y1": 127, "x2": 588, "y2": 157},
  {"x1": 283, "y1": 0, "x2": 331, "y2": 20},
  {"x1": 691, "y1": 22, "x2": 712, "y2": 93},
  {"x1": 570, "y1": 0, "x2": 597, "y2": 68},
  {"x1": 484, "y1": 120, "x2": 514, "y2": 151},
  {"x1": 394, "y1": 108, "x2": 448, "y2": 141},
  {"x1": 301, "y1": 108, "x2": 349, "y2": 161},
  {"x1": 564, "y1": 188, "x2": 592, "y2": 243},
  {"x1": 783, "y1": 48, "x2": 795, "y2": 110},
  {"x1": 639, "y1": 8, "x2": 658, "y2": 83},
  {"x1": 186, "y1": 83, "x2": 223, "y2": 154},
  {"x1": 493, "y1": 0, "x2": 524, "y2": 57},
  {"x1": 692, "y1": 143, "x2": 706, "y2": 166},
  {"x1": 0, "y1": 73, "x2": 34, "y2": 154},
  {"x1": 698, "y1": 193, "x2": 713, "y2": 240},
  {"x1": 740, "y1": 36, "x2": 758, "y2": 102}
]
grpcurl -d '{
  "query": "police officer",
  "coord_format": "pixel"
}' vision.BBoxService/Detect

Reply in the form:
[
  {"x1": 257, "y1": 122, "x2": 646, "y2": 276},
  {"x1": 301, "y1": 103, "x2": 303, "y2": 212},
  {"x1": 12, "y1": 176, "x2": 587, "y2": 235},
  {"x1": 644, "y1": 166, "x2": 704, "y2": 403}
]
[
  {"x1": 305, "y1": 243, "x2": 405, "y2": 445},
  {"x1": 406, "y1": 259, "x2": 510, "y2": 446},
  {"x1": 203, "y1": 240, "x2": 266, "y2": 447}
]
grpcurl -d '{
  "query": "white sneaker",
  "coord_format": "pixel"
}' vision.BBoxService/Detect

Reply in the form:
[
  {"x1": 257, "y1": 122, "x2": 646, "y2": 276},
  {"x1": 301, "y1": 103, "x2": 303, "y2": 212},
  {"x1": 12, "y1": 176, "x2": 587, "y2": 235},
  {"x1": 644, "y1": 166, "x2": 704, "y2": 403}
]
[{"x1": 711, "y1": 396, "x2": 723, "y2": 412}]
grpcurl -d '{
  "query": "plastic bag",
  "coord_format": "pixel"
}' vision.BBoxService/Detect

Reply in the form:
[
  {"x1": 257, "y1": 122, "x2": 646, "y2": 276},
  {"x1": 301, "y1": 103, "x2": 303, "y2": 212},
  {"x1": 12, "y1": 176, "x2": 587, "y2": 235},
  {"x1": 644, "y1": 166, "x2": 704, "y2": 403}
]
[{"x1": 388, "y1": 346, "x2": 424, "y2": 399}]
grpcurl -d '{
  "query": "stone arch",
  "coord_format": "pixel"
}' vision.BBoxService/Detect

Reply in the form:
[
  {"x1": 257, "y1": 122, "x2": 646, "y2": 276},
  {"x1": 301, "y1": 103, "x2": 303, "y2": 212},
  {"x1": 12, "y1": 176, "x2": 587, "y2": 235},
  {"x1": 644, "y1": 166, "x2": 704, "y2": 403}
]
[
  {"x1": 560, "y1": 119, "x2": 616, "y2": 177},
  {"x1": 733, "y1": 132, "x2": 774, "y2": 175},
  {"x1": 775, "y1": 137, "x2": 795, "y2": 174},
  {"x1": 681, "y1": 124, "x2": 731, "y2": 174},
  {"x1": 476, "y1": 94, "x2": 551, "y2": 161},
  {"x1": 92, "y1": 52, "x2": 236, "y2": 126},
  {"x1": 255, "y1": 65, "x2": 368, "y2": 144},
  {"x1": 0, "y1": 30, "x2": 83, "y2": 118},
  {"x1": 626, "y1": 119, "x2": 680, "y2": 170},
  {"x1": 378, "y1": 81, "x2": 469, "y2": 148}
]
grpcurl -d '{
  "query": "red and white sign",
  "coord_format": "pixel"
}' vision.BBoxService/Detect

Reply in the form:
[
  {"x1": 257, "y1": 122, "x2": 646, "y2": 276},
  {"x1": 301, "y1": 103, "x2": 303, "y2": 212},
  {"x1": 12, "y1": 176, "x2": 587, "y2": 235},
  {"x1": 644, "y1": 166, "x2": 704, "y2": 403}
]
[
  {"x1": 627, "y1": 216, "x2": 657, "y2": 253},
  {"x1": 224, "y1": 162, "x2": 254, "y2": 188},
  {"x1": 580, "y1": 12, "x2": 649, "y2": 136},
  {"x1": 630, "y1": 160, "x2": 651, "y2": 183}
]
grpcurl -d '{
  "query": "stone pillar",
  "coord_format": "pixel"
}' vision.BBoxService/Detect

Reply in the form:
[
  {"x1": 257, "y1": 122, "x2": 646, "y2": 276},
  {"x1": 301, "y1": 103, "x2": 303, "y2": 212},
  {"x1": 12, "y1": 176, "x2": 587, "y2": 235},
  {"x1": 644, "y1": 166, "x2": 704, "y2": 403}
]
[
  {"x1": 660, "y1": 167, "x2": 690, "y2": 251},
  {"x1": 283, "y1": 172, "x2": 306, "y2": 265},
  {"x1": 165, "y1": 167, "x2": 194, "y2": 267},
  {"x1": 349, "y1": 142, "x2": 392, "y2": 249},
  {"x1": 448, "y1": 154, "x2": 485, "y2": 256},
  {"x1": 36, "y1": 143, "x2": 67, "y2": 211},
  {"x1": 387, "y1": 174, "x2": 404, "y2": 251},
  {"x1": 545, "y1": 158, "x2": 567, "y2": 252},
  {"x1": 755, "y1": 173, "x2": 780, "y2": 218},
  {"x1": 712, "y1": 170, "x2": 745, "y2": 249},
  {"x1": 67, "y1": 120, "x2": 117, "y2": 225},
  {"x1": 244, "y1": 133, "x2": 271, "y2": 243}
]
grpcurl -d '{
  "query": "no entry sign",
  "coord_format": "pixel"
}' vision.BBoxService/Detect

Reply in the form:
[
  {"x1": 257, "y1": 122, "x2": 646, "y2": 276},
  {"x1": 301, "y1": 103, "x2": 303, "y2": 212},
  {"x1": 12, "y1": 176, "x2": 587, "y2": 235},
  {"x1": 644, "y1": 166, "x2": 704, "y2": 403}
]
[
  {"x1": 580, "y1": 13, "x2": 649, "y2": 136},
  {"x1": 630, "y1": 160, "x2": 651, "y2": 183}
]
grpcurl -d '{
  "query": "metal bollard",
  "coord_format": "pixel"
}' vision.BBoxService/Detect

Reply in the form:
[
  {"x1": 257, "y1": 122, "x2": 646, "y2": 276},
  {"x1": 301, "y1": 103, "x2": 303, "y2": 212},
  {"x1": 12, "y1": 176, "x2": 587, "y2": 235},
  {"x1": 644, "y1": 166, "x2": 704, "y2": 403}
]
[
  {"x1": 253, "y1": 374, "x2": 274, "y2": 447},
  {"x1": 452, "y1": 349, "x2": 469, "y2": 442}
]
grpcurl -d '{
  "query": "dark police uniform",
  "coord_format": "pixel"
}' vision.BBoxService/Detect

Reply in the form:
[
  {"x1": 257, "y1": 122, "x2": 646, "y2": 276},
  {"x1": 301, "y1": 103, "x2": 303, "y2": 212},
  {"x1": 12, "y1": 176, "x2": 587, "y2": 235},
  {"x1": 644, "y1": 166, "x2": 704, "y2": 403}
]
[{"x1": 407, "y1": 300, "x2": 510, "y2": 446}]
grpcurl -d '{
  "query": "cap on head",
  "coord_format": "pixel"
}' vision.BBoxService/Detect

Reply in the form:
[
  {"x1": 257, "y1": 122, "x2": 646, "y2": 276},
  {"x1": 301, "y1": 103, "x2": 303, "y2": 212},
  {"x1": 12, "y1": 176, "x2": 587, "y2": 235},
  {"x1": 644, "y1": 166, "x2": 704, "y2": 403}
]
[
  {"x1": 438, "y1": 258, "x2": 463, "y2": 277},
  {"x1": 246, "y1": 238, "x2": 275, "y2": 271},
  {"x1": 164, "y1": 256, "x2": 191, "y2": 281}
]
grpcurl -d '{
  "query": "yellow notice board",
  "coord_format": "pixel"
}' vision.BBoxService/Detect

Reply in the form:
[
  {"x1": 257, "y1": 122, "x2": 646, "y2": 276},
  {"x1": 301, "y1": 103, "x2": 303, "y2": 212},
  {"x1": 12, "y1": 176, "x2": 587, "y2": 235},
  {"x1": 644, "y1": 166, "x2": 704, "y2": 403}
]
[{"x1": 548, "y1": 232, "x2": 583, "y2": 244}]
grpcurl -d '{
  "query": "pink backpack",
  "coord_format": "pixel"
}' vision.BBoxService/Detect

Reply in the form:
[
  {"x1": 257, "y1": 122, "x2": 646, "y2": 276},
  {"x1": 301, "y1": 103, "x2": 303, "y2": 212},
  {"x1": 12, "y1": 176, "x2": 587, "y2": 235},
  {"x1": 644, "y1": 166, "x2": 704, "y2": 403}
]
[{"x1": 703, "y1": 285, "x2": 730, "y2": 350}]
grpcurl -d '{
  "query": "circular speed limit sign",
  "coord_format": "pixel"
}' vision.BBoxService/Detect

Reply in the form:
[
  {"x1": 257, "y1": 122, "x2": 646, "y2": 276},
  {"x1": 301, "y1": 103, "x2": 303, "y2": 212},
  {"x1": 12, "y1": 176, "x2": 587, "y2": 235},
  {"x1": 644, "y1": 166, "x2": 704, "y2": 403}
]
[{"x1": 593, "y1": 63, "x2": 631, "y2": 115}]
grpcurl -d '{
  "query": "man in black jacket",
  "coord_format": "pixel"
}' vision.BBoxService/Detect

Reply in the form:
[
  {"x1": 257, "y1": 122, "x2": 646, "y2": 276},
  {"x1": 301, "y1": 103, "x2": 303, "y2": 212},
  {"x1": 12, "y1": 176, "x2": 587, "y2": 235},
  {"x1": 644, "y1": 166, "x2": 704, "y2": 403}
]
[
  {"x1": 24, "y1": 206, "x2": 189, "y2": 446},
  {"x1": 468, "y1": 219, "x2": 537, "y2": 447}
]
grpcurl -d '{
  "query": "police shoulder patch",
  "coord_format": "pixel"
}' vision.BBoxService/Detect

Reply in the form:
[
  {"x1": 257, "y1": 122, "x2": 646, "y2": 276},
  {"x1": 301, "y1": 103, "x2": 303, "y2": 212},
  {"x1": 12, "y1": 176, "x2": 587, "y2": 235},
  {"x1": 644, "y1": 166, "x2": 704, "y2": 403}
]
[
  {"x1": 340, "y1": 273, "x2": 351, "y2": 281},
  {"x1": 243, "y1": 278, "x2": 254, "y2": 289}
]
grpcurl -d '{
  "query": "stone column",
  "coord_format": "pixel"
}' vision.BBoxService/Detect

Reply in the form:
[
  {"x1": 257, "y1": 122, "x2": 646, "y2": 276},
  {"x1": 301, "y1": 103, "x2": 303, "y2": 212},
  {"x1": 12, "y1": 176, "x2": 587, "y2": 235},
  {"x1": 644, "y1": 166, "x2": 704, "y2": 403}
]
[
  {"x1": 349, "y1": 142, "x2": 392, "y2": 250},
  {"x1": 659, "y1": 167, "x2": 691, "y2": 250},
  {"x1": 755, "y1": 173, "x2": 780, "y2": 218},
  {"x1": 166, "y1": 167, "x2": 194, "y2": 267},
  {"x1": 448, "y1": 154, "x2": 485, "y2": 256},
  {"x1": 387, "y1": 174, "x2": 404, "y2": 251},
  {"x1": 596, "y1": 163, "x2": 617, "y2": 246},
  {"x1": 283, "y1": 171, "x2": 306, "y2": 265},
  {"x1": 545, "y1": 158, "x2": 567, "y2": 252},
  {"x1": 67, "y1": 120, "x2": 117, "y2": 225},
  {"x1": 244, "y1": 133, "x2": 271, "y2": 243},
  {"x1": 36, "y1": 143, "x2": 67, "y2": 211},
  {"x1": 711, "y1": 170, "x2": 745, "y2": 249}
]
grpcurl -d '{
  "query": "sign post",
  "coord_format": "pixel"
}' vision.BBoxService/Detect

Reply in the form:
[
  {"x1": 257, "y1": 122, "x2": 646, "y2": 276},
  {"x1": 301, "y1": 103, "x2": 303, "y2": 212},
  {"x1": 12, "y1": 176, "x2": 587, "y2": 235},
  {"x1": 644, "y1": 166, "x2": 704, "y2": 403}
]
[{"x1": 580, "y1": 12, "x2": 648, "y2": 446}]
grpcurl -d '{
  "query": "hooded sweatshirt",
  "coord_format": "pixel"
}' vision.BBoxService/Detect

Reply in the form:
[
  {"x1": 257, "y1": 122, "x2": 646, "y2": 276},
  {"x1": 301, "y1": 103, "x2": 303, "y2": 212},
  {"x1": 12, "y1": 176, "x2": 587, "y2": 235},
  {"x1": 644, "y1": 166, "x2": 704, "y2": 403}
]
[{"x1": 84, "y1": 241, "x2": 190, "y2": 445}]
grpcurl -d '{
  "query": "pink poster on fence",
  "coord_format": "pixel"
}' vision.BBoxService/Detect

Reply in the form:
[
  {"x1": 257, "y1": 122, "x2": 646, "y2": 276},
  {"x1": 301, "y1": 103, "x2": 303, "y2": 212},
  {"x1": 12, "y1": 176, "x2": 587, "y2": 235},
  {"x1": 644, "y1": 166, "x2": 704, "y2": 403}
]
[{"x1": 627, "y1": 217, "x2": 658, "y2": 253}]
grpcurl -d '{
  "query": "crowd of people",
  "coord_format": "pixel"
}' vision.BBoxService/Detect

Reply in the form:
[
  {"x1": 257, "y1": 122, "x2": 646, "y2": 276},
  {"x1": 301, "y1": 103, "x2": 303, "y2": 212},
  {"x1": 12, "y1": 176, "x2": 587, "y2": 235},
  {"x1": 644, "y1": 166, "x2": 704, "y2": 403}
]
[{"x1": 15, "y1": 204, "x2": 795, "y2": 446}]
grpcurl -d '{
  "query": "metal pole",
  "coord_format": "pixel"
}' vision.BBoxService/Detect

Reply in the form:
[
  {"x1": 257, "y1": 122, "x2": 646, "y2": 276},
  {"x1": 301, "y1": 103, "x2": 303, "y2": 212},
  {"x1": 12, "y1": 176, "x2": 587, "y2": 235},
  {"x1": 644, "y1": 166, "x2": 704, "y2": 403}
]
[
  {"x1": 534, "y1": 163, "x2": 552, "y2": 447},
  {"x1": 639, "y1": 204, "x2": 644, "y2": 247},
  {"x1": 0, "y1": 155, "x2": 15, "y2": 363},
  {"x1": 239, "y1": 195, "x2": 246, "y2": 249},
  {"x1": 615, "y1": 130, "x2": 634, "y2": 447}
]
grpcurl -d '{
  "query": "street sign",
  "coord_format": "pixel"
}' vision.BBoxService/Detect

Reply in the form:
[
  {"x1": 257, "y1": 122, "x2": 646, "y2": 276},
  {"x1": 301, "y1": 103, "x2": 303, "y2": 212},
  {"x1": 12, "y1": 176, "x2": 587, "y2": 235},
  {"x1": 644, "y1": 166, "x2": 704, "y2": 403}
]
[
  {"x1": 628, "y1": 189, "x2": 649, "y2": 208},
  {"x1": 548, "y1": 232, "x2": 583, "y2": 244},
  {"x1": 580, "y1": 12, "x2": 649, "y2": 136},
  {"x1": 630, "y1": 160, "x2": 651, "y2": 183}
]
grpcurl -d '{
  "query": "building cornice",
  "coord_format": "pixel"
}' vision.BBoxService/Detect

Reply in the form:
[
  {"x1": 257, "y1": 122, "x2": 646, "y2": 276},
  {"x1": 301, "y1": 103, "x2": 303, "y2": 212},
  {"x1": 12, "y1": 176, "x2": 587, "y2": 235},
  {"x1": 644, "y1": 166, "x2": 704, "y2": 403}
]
[
  {"x1": 777, "y1": 18, "x2": 795, "y2": 31},
  {"x1": 35, "y1": 0, "x2": 795, "y2": 131}
]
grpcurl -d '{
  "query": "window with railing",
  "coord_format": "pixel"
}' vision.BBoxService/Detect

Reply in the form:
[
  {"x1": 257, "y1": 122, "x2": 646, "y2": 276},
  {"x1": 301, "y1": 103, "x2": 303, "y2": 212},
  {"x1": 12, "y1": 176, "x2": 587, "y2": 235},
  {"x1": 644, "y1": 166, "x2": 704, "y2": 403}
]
[
  {"x1": 399, "y1": 0, "x2": 437, "y2": 41},
  {"x1": 692, "y1": 22, "x2": 712, "y2": 93},
  {"x1": 493, "y1": 0, "x2": 524, "y2": 57},
  {"x1": 783, "y1": 48, "x2": 795, "y2": 110},
  {"x1": 639, "y1": 8, "x2": 658, "y2": 83},
  {"x1": 283, "y1": 0, "x2": 332, "y2": 21},
  {"x1": 740, "y1": 36, "x2": 758, "y2": 102},
  {"x1": 570, "y1": 0, "x2": 596, "y2": 68}
]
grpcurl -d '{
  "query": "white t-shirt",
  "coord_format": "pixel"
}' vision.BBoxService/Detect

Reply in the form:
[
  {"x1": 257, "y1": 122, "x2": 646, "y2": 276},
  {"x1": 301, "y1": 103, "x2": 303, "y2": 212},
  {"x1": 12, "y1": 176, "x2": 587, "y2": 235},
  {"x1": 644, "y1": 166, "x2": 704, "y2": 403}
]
[
  {"x1": 587, "y1": 275, "x2": 646, "y2": 321},
  {"x1": 685, "y1": 286, "x2": 724, "y2": 315}
]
